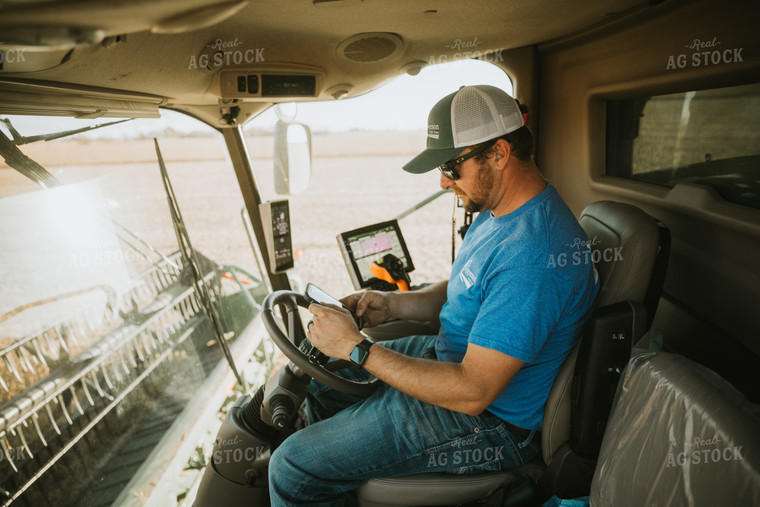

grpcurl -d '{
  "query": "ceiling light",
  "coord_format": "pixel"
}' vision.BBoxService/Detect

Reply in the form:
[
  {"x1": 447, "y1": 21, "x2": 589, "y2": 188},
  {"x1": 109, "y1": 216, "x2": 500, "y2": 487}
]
[
  {"x1": 325, "y1": 84, "x2": 353, "y2": 100},
  {"x1": 401, "y1": 61, "x2": 428, "y2": 76}
]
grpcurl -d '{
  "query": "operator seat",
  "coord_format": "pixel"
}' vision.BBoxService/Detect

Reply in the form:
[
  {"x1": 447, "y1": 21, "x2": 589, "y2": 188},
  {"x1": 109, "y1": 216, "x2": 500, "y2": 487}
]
[{"x1": 356, "y1": 201, "x2": 670, "y2": 506}]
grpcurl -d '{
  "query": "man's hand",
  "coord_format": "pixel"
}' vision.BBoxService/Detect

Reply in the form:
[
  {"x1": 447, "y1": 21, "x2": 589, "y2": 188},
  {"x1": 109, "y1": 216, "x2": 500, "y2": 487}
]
[
  {"x1": 307, "y1": 303, "x2": 363, "y2": 361},
  {"x1": 341, "y1": 291, "x2": 393, "y2": 328}
]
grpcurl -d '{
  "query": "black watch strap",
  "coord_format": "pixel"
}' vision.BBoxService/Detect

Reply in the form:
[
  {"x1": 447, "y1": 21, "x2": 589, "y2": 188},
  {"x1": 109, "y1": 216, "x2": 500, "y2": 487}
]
[{"x1": 349, "y1": 337, "x2": 373, "y2": 368}]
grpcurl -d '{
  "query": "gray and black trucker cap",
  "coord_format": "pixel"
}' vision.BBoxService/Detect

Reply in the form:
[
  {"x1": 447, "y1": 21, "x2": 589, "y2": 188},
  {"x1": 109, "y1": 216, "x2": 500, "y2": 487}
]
[{"x1": 403, "y1": 85, "x2": 525, "y2": 174}]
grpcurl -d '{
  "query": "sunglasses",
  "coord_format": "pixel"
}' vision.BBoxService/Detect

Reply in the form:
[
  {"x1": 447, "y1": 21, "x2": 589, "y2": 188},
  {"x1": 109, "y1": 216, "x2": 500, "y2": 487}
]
[{"x1": 437, "y1": 140, "x2": 497, "y2": 181}]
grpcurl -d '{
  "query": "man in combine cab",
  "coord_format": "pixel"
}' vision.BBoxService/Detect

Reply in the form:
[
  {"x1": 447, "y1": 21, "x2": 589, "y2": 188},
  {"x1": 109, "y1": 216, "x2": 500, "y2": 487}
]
[{"x1": 268, "y1": 85, "x2": 600, "y2": 505}]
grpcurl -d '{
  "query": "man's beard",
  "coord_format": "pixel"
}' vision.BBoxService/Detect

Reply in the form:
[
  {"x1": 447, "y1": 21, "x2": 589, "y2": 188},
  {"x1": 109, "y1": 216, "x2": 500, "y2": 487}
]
[{"x1": 454, "y1": 162, "x2": 493, "y2": 213}]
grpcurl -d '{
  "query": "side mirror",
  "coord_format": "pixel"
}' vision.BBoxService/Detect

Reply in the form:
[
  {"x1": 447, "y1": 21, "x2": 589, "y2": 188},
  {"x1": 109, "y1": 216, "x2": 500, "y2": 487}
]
[{"x1": 274, "y1": 120, "x2": 312, "y2": 195}]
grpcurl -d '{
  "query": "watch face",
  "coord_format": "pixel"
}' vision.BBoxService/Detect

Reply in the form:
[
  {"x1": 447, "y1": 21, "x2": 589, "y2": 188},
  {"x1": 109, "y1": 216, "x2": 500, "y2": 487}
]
[
  {"x1": 350, "y1": 340, "x2": 371, "y2": 366},
  {"x1": 350, "y1": 345, "x2": 368, "y2": 366}
]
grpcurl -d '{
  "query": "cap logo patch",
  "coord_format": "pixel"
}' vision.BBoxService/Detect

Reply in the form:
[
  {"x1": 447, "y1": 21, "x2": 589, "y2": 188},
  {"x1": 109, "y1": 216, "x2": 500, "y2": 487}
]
[{"x1": 428, "y1": 124, "x2": 440, "y2": 139}]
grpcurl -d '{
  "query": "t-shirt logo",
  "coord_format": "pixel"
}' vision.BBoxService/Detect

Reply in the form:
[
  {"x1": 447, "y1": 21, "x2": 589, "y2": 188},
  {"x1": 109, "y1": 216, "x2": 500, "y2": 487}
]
[
  {"x1": 428, "y1": 124, "x2": 440, "y2": 139},
  {"x1": 459, "y1": 260, "x2": 476, "y2": 289}
]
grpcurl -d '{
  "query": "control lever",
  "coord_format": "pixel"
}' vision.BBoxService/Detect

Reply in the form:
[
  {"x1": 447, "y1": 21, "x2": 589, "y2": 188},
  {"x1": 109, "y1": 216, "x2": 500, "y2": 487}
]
[
  {"x1": 260, "y1": 364, "x2": 310, "y2": 432},
  {"x1": 268, "y1": 394, "x2": 294, "y2": 431}
]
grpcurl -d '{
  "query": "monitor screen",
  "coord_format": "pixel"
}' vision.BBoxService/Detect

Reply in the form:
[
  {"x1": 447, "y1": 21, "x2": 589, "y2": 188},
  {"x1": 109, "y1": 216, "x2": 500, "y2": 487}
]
[{"x1": 337, "y1": 220, "x2": 414, "y2": 289}]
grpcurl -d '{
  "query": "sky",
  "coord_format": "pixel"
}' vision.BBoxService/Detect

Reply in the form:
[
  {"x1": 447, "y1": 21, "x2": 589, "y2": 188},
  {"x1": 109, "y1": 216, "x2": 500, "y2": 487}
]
[{"x1": 2, "y1": 59, "x2": 512, "y2": 138}]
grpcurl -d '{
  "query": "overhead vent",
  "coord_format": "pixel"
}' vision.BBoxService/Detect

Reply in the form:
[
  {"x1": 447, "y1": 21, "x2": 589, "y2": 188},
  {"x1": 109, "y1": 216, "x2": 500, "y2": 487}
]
[{"x1": 337, "y1": 33, "x2": 403, "y2": 63}]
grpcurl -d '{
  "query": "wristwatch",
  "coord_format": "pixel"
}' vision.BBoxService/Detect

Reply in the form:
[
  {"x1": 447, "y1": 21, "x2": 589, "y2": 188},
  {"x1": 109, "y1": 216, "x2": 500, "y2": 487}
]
[{"x1": 349, "y1": 337, "x2": 374, "y2": 368}]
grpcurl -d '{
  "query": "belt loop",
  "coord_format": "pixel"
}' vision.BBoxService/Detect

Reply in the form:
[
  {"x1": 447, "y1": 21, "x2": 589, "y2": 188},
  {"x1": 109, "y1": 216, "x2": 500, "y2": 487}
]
[{"x1": 518, "y1": 429, "x2": 537, "y2": 449}]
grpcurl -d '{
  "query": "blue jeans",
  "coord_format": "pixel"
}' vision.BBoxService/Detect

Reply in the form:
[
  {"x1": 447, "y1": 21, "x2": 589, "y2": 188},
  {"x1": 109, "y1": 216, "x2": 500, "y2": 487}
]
[{"x1": 268, "y1": 335, "x2": 540, "y2": 506}]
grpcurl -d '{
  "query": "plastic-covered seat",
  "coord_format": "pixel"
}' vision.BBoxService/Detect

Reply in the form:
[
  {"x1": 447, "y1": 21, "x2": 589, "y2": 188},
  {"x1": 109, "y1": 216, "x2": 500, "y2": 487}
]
[
  {"x1": 356, "y1": 201, "x2": 670, "y2": 506},
  {"x1": 590, "y1": 352, "x2": 760, "y2": 506}
]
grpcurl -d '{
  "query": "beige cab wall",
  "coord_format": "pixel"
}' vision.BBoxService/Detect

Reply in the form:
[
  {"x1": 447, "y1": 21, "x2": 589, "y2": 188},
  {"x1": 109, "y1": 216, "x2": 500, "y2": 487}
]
[{"x1": 536, "y1": 0, "x2": 760, "y2": 399}]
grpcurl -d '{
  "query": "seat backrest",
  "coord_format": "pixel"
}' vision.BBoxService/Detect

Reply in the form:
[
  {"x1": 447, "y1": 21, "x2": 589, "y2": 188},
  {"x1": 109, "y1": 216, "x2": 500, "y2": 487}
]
[
  {"x1": 578, "y1": 200, "x2": 669, "y2": 326},
  {"x1": 590, "y1": 352, "x2": 760, "y2": 506},
  {"x1": 542, "y1": 201, "x2": 669, "y2": 465}
]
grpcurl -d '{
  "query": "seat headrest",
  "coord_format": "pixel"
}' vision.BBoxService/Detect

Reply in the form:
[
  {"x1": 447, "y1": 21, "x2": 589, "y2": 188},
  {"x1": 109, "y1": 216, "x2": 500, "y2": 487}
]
[
  {"x1": 579, "y1": 201, "x2": 661, "y2": 307},
  {"x1": 591, "y1": 352, "x2": 760, "y2": 505}
]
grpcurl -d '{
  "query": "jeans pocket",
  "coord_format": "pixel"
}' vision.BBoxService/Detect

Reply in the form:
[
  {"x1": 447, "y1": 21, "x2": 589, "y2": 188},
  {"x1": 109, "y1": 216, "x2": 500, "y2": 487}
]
[{"x1": 425, "y1": 424, "x2": 518, "y2": 474}]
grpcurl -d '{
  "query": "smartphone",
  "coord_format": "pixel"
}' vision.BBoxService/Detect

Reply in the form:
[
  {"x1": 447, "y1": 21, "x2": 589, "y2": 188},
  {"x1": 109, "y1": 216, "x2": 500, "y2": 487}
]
[{"x1": 305, "y1": 282, "x2": 362, "y2": 329}]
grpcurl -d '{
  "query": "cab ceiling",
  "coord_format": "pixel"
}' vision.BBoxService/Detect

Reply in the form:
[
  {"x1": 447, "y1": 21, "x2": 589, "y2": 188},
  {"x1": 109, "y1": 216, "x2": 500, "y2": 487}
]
[{"x1": 0, "y1": 0, "x2": 644, "y2": 124}]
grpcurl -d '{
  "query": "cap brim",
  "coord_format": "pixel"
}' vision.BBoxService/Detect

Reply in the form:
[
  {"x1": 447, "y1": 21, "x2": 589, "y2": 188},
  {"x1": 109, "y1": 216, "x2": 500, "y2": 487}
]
[{"x1": 402, "y1": 146, "x2": 462, "y2": 174}]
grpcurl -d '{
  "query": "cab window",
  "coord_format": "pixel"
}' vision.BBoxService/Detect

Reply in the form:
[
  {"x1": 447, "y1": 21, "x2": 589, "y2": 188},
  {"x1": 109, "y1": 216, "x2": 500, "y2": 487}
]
[{"x1": 606, "y1": 82, "x2": 760, "y2": 209}]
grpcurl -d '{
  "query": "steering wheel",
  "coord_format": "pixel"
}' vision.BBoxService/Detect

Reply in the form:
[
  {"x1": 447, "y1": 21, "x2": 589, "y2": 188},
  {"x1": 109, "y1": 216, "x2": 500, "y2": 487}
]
[{"x1": 261, "y1": 290, "x2": 380, "y2": 397}]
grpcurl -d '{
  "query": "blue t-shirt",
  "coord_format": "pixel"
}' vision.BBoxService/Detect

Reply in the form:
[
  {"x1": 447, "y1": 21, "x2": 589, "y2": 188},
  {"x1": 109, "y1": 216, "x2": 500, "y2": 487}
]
[{"x1": 436, "y1": 182, "x2": 599, "y2": 430}]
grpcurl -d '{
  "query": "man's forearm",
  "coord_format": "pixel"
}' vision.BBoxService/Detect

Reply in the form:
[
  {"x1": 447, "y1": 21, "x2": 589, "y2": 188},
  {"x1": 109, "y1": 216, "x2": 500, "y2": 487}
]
[
  {"x1": 389, "y1": 280, "x2": 448, "y2": 324},
  {"x1": 362, "y1": 341, "x2": 487, "y2": 416}
]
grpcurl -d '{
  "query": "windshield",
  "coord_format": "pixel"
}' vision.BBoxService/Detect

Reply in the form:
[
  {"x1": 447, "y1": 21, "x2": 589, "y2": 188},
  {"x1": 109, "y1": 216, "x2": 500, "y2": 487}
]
[{"x1": 0, "y1": 110, "x2": 268, "y2": 505}]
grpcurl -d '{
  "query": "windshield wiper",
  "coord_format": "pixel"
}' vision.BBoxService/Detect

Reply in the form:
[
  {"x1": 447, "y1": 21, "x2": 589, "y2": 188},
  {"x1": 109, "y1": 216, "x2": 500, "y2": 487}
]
[
  {"x1": 0, "y1": 128, "x2": 59, "y2": 188},
  {"x1": 0, "y1": 116, "x2": 132, "y2": 187},
  {"x1": 154, "y1": 139, "x2": 244, "y2": 388},
  {"x1": 0, "y1": 115, "x2": 132, "y2": 187},
  {"x1": 1, "y1": 117, "x2": 132, "y2": 146}
]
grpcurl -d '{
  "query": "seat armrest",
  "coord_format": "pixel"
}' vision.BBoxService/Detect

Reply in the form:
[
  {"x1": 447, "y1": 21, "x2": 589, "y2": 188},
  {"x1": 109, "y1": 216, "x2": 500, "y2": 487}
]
[{"x1": 362, "y1": 320, "x2": 439, "y2": 341}]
